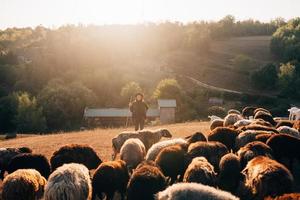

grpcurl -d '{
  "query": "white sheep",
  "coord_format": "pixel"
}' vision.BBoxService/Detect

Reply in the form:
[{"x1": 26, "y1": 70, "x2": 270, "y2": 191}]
[
  {"x1": 234, "y1": 119, "x2": 252, "y2": 128},
  {"x1": 44, "y1": 163, "x2": 92, "y2": 200},
  {"x1": 120, "y1": 138, "x2": 146, "y2": 170},
  {"x1": 146, "y1": 138, "x2": 188, "y2": 161},
  {"x1": 156, "y1": 182, "x2": 239, "y2": 200},
  {"x1": 224, "y1": 114, "x2": 243, "y2": 127}
]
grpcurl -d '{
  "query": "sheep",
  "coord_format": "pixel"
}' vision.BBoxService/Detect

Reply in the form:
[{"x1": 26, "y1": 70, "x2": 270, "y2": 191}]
[
  {"x1": 183, "y1": 157, "x2": 217, "y2": 186},
  {"x1": 237, "y1": 141, "x2": 273, "y2": 168},
  {"x1": 44, "y1": 163, "x2": 92, "y2": 200},
  {"x1": 112, "y1": 128, "x2": 172, "y2": 159},
  {"x1": 50, "y1": 144, "x2": 102, "y2": 171},
  {"x1": 223, "y1": 113, "x2": 243, "y2": 127},
  {"x1": 266, "y1": 134, "x2": 300, "y2": 171},
  {"x1": 234, "y1": 119, "x2": 252, "y2": 128},
  {"x1": 237, "y1": 124, "x2": 278, "y2": 133},
  {"x1": 293, "y1": 120, "x2": 300, "y2": 131},
  {"x1": 277, "y1": 126, "x2": 300, "y2": 138},
  {"x1": 0, "y1": 147, "x2": 32, "y2": 180},
  {"x1": 264, "y1": 193, "x2": 300, "y2": 200},
  {"x1": 127, "y1": 161, "x2": 167, "y2": 200},
  {"x1": 255, "y1": 133, "x2": 272, "y2": 143},
  {"x1": 235, "y1": 130, "x2": 274, "y2": 149},
  {"x1": 242, "y1": 156, "x2": 294, "y2": 200},
  {"x1": 242, "y1": 106, "x2": 257, "y2": 119},
  {"x1": 7, "y1": 153, "x2": 51, "y2": 179},
  {"x1": 228, "y1": 109, "x2": 241, "y2": 115},
  {"x1": 146, "y1": 138, "x2": 187, "y2": 161},
  {"x1": 184, "y1": 132, "x2": 207, "y2": 144},
  {"x1": 120, "y1": 138, "x2": 146, "y2": 171},
  {"x1": 208, "y1": 127, "x2": 239, "y2": 151},
  {"x1": 155, "y1": 145, "x2": 186, "y2": 183},
  {"x1": 254, "y1": 108, "x2": 271, "y2": 115},
  {"x1": 250, "y1": 119, "x2": 274, "y2": 127},
  {"x1": 187, "y1": 141, "x2": 228, "y2": 172},
  {"x1": 218, "y1": 153, "x2": 241, "y2": 195},
  {"x1": 209, "y1": 119, "x2": 224, "y2": 131},
  {"x1": 275, "y1": 120, "x2": 294, "y2": 128},
  {"x1": 156, "y1": 182, "x2": 240, "y2": 200},
  {"x1": 1, "y1": 169, "x2": 46, "y2": 200},
  {"x1": 254, "y1": 111, "x2": 276, "y2": 126},
  {"x1": 92, "y1": 160, "x2": 129, "y2": 200}
]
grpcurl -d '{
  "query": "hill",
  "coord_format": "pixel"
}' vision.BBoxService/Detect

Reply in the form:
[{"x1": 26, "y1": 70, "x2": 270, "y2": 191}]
[
  {"x1": 0, "y1": 121, "x2": 210, "y2": 161},
  {"x1": 165, "y1": 36, "x2": 277, "y2": 94}
]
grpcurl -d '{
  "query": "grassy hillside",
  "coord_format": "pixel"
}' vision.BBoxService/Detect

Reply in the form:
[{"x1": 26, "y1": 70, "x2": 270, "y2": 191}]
[
  {"x1": 166, "y1": 36, "x2": 276, "y2": 94},
  {"x1": 0, "y1": 121, "x2": 209, "y2": 161}
]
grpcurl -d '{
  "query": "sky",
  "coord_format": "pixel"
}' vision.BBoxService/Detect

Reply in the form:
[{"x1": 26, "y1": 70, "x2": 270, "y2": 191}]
[{"x1": 0, "y1": 0, "x2": 299, "y2": 29}]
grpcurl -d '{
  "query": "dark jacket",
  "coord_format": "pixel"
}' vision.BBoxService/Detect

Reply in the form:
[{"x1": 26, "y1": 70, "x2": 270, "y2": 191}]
[{"x1": 129, "y1": 100, "x2": 148, "y2": 119}]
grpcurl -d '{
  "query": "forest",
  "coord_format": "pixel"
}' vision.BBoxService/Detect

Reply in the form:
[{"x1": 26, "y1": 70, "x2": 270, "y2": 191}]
[{"x1": 0, "y1": 15, "x2": 299, "y2": 133}]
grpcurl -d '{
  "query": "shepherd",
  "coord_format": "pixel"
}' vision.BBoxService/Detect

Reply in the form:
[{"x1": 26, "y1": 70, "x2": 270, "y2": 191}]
[{"x1": 129, "y1": 93, "x2": 149, "y2": 131}]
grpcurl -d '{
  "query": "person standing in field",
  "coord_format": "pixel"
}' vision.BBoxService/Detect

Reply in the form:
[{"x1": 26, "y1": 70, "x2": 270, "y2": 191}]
[{"x1": 129, "y1": 93, "x2": 148, "y2": 131}]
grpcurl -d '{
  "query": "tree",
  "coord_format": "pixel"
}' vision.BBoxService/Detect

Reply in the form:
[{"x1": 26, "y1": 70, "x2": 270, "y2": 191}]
[
  {"x1": 251, "y1": 63, "x2": 278, "y2": 89},
  {"x1": 0, "y1": 94, "x2": 18, "y2": 133},
  {"x1": 120, "y1": 81, "x2": 142, "y2": 104},
  {"x1": 37, "y1": 80, "x2": 96, "y2": 130},
  {"x1": 153, "y1": 79, "x2": 181, "y2": 100},
  {"x1": 270, "y1": 18, "x2": 300, "y2": 61},
  {"x1": 14, "y1": 92, "x2": 47, "y2": 133}
]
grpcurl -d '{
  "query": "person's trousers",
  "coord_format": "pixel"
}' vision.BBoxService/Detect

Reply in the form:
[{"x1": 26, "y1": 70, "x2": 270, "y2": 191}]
[{"x1": 134, "y1": 117, "x2": 145, "y2": 131}]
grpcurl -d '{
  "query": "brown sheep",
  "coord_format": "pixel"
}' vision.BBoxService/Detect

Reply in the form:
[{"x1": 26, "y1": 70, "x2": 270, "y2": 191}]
[
  {"x1": 242, "y1": 156, "x2": 294, "y2": 200},
  {"x1": 264, "y1": 193, "x2": 300, "y2": 200},
  {"x1": 237, "y1": 124, "x2": 279, "y2": 133},
  {"x1": 155, "y1": 145, "x2": 186, "y2": 183},
  {"x1": 2, "y1": 169, "x2": 46, "y2": 200},
  {"x1": 183, "y1": 157, "x2": 217, "y2": 186},
  {"x1": 187, "y1": 141, "x2": 228, "y2": 172},
  {"x1": 92, "y1": 160, "x2": 129, "y2": 200},
  {"x1": 275, "y1": 120, "x2": 294, "y2": 128},
  {"x1": 254, "y1": 111, "x2": 276, "y2": 126},
  {"x1": 293, "y1": 120, "x2": 300, "y2": 132},
  {"x1": 208, "y1": 127, "x2": 239, "y2": 151},
  {"x1": 255, "y1": 133, "x2": 272, "y2": 143},
  {"x1": 127, "y1": 161, "x2": 167, "y2": 200},
  {"x1": 254, "y1": 108, "x2": 271, "y2": 115},
  {"x1": 237, "y1": 141, "x2": 273, "y2": 168},
  {"x1": 235, "y1": 130, "x2": 274, "y2": 149},
  {"x1": 50, "y1": 144, "x2": 102, "y2": 171},
  {"x1": 210, "y1": 119, "x2": 224, "y2": 131}
]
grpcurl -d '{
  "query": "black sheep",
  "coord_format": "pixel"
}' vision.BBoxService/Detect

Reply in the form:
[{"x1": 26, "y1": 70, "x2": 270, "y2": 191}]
[
  {"x1": 218, "y1": 153, "x2": 242, "y2": 195},
  {"x1": 50, "y1": 144, "x2": 102, "y2": 170},
  {"x1": 0, "y1": 147, "x2": 32, "y2": 180},
  {"x1": 92, "y1": 160, "x2": 129, "y2": 200},
  {"x1": 127, "y1": 161, "x2": 167, "y2": 200},
  {"x1": 185, "y1": 132, "x2": 207, "y2": 144},
  {"x1": 266, "y1": 134, "x2": 300, "y2": 171},
  {"x1": 7, "y1": 153, "x2": 51, "y2": 178},
  {"x1": 242, "y1": 106, "x2": 257, "y2": 118},
  {"x1": 208, "y1": 127, "x2": 239, "y2": 151}
]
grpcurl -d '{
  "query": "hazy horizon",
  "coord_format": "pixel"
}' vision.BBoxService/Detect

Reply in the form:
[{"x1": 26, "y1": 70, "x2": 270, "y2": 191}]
[{"x1": 1, "y1": 0, "x2": 299, "y2": 29}]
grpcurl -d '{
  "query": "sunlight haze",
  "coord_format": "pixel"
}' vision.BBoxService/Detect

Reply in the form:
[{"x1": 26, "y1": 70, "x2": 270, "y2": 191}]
[{"x1": 0, "y1": 0, "x2": 299, "y2": 29}]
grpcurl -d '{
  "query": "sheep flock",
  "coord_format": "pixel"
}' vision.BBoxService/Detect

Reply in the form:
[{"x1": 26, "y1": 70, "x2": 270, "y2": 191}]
[{"x1": 1, "y1": 107, "x2": 300, "y2": 200}]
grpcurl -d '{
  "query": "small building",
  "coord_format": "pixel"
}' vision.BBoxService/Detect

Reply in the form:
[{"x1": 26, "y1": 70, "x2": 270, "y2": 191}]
[
  {"x1": 83, "y1": 99, "x2": 176, "y2": 127},
  {"x1": 158, "y1": 99, "x2": 177, "y2": 124}
]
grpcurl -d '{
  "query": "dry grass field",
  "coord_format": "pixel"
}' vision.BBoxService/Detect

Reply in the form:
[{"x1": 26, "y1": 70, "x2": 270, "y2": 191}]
[{"x1": 0, "y1": 121, "x2": 210, "y2": 161}]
